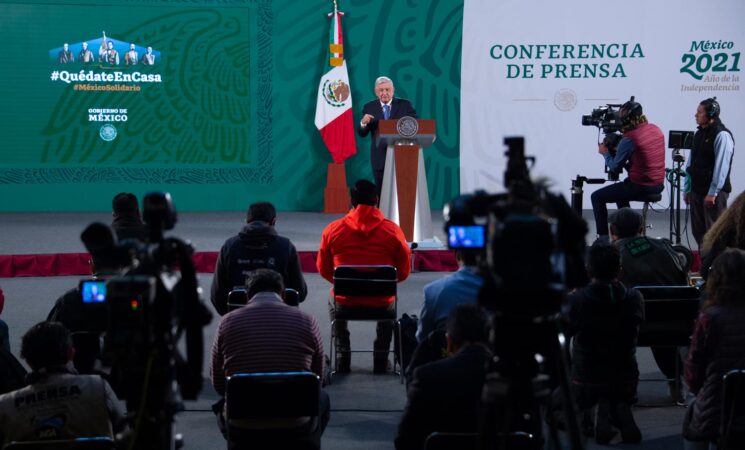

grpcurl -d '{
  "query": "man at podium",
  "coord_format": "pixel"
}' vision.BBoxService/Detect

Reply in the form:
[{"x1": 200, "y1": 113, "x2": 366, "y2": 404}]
[{"x1": 358, "y1": 76, "x2": 417, "y2": 196}]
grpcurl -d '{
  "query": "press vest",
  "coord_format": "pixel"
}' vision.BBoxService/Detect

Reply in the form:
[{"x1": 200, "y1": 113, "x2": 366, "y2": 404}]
[
  {"x1": 689, "y1": 122, "x2": 733, "y2": 195},
  {"x1": 623, "y1": 123, "x2": 666, "y2": 186}
]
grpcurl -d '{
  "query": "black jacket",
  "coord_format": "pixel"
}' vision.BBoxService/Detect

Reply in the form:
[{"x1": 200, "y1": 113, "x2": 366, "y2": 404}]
[
  {"x1": 395, "y1": 344, "x2": 491, "y2": 450},
  {"x1": 689, "y1": 121, "x2": 733, "y2": 196},
  {"x1": 615, "y1": 236, "x2": 688, "y2": 287},
  {"x1": 111, "y1": 215, "x2": 148, "y2": 242},
  {"x1": 358, "y1": 97, "x2": 417, "y2": 172},
  {"x1": 210, "y1": 221, "x2": 307, "y2": 315},
  {"x1": 566, "y1": 282, "x2": 645, "y2": 384}
]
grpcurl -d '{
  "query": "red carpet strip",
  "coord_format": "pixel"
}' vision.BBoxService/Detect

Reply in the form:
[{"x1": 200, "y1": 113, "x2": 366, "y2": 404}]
[{"x1": 0, "y1": 250, "x2": 459, "y2": 278}]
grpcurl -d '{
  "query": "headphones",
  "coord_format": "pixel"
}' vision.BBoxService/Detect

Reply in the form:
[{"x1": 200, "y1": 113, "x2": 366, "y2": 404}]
[
  {"x1": 620, "y1": 96, "x2": 643, "y2": 126},
  {"x1": 703, "y1": 97, "x2": 720, "y2": 118}
]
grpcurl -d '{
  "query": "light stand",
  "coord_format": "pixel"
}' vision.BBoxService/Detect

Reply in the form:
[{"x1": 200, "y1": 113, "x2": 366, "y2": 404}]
[{"x1": 667, "y1": 148, "x2": 686, "y2": 244}]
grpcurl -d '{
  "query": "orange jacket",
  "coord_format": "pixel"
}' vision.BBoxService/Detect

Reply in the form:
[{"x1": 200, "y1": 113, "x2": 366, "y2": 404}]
[{"x1": 317, "y1": 205, "x2": 411, "y2": 307}]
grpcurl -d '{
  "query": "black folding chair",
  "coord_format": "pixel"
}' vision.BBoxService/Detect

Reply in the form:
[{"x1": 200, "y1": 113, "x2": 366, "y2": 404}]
[
  {"x1": 225, "y1": 372, "x2": 321, "y2": 450},
  {"x1": 330, "y1": 265, "x2": 402, "y2": 382},
  {"x1": 720, "y1": 369, "x2": 745, "y2": 450},
  {"x1": 227, "y1": 288, "x2": 300, "y2": 312},
  {"x1": 2, "y1": 437, "x2": 115, "y2": 450},
  {"x1": 635, "y1": 285, "x2": 700, "y2": 400}
]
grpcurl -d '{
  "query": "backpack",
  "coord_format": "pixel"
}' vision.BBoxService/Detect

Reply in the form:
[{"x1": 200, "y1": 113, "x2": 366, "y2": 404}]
[{"x1": 394, "y1": 313, "x2": 419, "y2": 374}]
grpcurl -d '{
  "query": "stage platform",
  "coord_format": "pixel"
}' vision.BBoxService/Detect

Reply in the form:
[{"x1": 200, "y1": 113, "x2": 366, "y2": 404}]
[
  {"x1": 0, "y1": 211, "x2": 456, "y2": 276},
  {"x1": 0, "y1": 207, "x2": 697, "y2": 277}
]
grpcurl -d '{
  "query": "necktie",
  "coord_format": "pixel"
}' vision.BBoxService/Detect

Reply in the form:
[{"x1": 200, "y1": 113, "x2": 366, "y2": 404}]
[{"x1": 383, "y1": 104, "x2": 390, "y2": 120}]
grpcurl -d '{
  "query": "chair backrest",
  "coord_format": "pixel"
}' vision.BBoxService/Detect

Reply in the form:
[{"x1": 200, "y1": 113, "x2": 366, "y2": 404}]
[
  {"x1": 226, "y1": 372, "x2": 320, "y2": 421},
  {"x1": 423, "y1": 432, "x2": 536, "y2": 450},
  {"x1": 332, "y1": 265, "x2": 397, "y2": 297},
  {"x1": 228, "y1": 288, "x2": 300, "y2": 312},
  {"x1": 227, "y1": 287, "x2": 248, "y2": 312},
  {"x1": 423, "y1": 432, "x2": 478, "y2": 450},
  {"x1": 721, "y1": 369, "x2": 745, "y2": 450},
  {"x1": 3, "y1": 437, "x2": 115, "y2": 450},
  {"x1": 635, "y1": 286, "x2": 701, "y2": 347}
]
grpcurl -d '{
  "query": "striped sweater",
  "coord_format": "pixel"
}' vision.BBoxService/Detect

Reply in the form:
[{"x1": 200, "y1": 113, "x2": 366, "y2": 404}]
[{"x1": 210, "y1": 292, "x2": 324, "y2": 396}]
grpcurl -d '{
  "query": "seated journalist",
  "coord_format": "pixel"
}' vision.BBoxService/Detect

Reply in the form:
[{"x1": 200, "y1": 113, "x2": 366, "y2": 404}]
[
  {"x1": 210, "y1": 269, "x2": 329, "y2": 436},
  {"x1": 0, "y1": 322, "x2": 124, "y2": 445},
  {"x1": 395, "y1": 304, "x2": 492, "y2": 450}
]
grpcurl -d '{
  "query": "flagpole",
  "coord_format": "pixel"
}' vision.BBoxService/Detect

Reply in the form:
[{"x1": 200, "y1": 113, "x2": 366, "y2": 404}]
[{"x1": 321, "y1": 0, "x2": 352, "y2": 213}]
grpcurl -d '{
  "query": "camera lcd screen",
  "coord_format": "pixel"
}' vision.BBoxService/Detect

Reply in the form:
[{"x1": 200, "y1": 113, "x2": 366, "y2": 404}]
[
  {"x1": 81, "y1": 280, "x2": 107, "y2": 303},
  {"x1": 448, "y1": 225, "x2": 486, "y2": 249}
]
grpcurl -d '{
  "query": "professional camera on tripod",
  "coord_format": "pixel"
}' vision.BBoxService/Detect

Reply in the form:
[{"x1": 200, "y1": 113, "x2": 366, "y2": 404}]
[
  {"x1": 581, "y1": 102, "x2": 626, "y2": 182},
  {"x1": 444, "y1": 137, "x2": 588, "y2": 450},
  {"x1": 571, "y1": 100, "x2": 630, "y2": 215},
  {"x1": 78, "y1": 192, "x2": 212, "y2": 450}
]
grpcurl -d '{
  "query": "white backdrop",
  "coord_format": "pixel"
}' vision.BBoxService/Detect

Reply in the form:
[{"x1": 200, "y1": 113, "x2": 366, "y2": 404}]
[{"x1": 460, "y1": 0, "x2": 744, "y2": 208}]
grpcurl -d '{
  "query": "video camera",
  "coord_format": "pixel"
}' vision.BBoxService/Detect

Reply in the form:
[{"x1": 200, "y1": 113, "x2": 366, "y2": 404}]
[
  {"x1": 581, "y1": 104, "x2": 622, "y2": 134},
  {"x1": 582, "y1": 102, "x2": 626, "y2": 181},
  {"x1": 444, "y1": 137, "x2": 587, "y2": 450},
  {"x1": 444, "y1": 137, "x2": 588, "y2": 296},
  {"x1": 79, "y1": 192, "x2": 212, "y2": 450}
]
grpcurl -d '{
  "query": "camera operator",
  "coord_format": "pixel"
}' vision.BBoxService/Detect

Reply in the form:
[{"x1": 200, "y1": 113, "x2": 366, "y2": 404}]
[
  {"x1": 47, "y1": 226, "x2": 127, "y2": 374},
  {"x1": 47, "y1": 250, "x2": 125, "y2": 331},
  {"x1": 684, "y1": 97, "x2": 735, "y2": 248},
  {"x1": 0, "y1": 322, "x2": 124, "y2": 445},
  {"x1": 111, "y1": 192, "x2": 148, "y2": 242},
  {"x1": 591, "y1": 98, "x2": 665, "y2": 243}
]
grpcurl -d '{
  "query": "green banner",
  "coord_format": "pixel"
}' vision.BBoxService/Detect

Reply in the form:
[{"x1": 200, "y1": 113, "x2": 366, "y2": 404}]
[{"x1": 0, "y1": 0, "x2": 462, "y2": 211}]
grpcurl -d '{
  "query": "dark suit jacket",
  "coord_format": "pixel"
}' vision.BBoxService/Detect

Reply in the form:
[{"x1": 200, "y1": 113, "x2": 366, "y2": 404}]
[
  {"x1": 395, "y1": 344, "x2": 491, "y2": 450},
  {"x1": 357, "y1": 97, "x2": 417, "y2": 172}
]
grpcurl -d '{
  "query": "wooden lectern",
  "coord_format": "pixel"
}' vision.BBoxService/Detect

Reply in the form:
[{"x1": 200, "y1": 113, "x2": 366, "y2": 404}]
[{"x1": 376, "y1": 118, "x2": 436, "y2": 243}]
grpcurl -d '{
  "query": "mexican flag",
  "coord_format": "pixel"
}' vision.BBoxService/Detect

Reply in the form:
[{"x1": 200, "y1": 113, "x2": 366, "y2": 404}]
[{"x1": 314, "y1": 9, "x2": 356, "y2": 164}]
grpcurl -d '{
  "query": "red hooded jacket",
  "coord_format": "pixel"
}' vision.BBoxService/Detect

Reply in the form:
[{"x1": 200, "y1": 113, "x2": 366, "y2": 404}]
[{"x1": 317, "y1": 205, "x2": 411, "y2": 307}]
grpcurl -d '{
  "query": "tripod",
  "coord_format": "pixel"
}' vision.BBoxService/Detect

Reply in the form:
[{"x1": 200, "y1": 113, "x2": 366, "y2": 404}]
[
  {"x1": 570, "y1": 175, "x2": 608, "y2": 216},
  {"x1": 666, "y1": 149, "x2": 687, "y2": 244},
  {"x1": 479, "y1": 288, "x2": 584, "y2": 450}
]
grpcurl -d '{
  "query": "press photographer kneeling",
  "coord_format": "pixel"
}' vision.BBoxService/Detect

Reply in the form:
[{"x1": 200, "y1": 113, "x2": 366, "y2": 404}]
[{"x1": 591, "y1": 98, "x2": 665, "y2": 243}]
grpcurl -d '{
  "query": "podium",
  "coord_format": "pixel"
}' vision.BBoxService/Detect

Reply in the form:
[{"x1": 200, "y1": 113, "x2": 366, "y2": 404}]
[{"x1": 376, "y1": 118, "x2": 436, "y2": 243}]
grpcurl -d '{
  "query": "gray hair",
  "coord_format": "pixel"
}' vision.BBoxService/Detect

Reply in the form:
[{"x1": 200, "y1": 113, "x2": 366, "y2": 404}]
[{"x1": 375, "y1": 76, "x2": 393, "y2": 87}]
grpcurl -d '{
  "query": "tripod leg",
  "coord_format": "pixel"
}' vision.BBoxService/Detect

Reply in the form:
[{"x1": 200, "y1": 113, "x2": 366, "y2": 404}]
[
  {"x1": 677, "y1": 175, "x2": 680, "y2": 243},
  {"x1": 545, "y1": 410, "x2": 564, "y2": 450},
  {"x1": 555, "y1": 333, "x2": 584, "y2": 450},
  {"x1": 669, "y1": 169, "x2": 675, "y2": 242}
]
